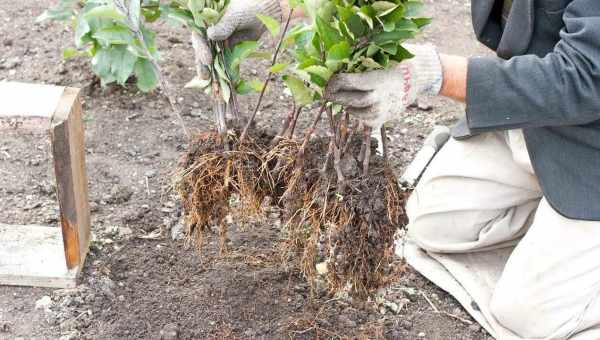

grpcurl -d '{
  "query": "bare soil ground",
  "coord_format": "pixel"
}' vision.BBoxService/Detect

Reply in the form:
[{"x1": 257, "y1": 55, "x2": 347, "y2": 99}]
[{"x1": 0, "y1": 1, "x2": 492, "y2": 339}]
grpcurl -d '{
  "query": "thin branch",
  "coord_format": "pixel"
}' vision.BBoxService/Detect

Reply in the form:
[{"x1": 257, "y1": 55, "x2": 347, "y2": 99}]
[
  {"x1": 240, "y1": 7, "x2": 295, "y2": 143},
  {"x1": 271, "y1": 102, "x2": 296, "y2": 145},
  {"x1": 115, "y1": 0, "x2": 190, "y2": 139},
  {"x1": 362, "y1": 125, "x2": 372, "y2": 175},
  {"x1": 287, "y1": 106, "x2": 302, "y2": 138},
  {"x1": 300, "y1": 102, "x2": 327, "y2": 152},
  {"x1": 320, "y1": 139, "x2": 335, "y2": 176},
  {"x1": 380, "y1": 125, "x2": 389, "y2": 163},
  {"x1": 333, "y1": 141, "x2": 345, "y2": 188}
]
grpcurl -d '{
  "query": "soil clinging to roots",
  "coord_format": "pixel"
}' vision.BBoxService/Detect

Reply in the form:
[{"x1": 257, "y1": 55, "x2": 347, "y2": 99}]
[
  {"x1": 176, "y1": 130, "x2": 409, "y2": 297},
  {"x1": 276, "y1": 135, "x2": 409, "y2": 297},
  {"x1": 175, "y1": 130, "x2": 274, "y2": 253}
]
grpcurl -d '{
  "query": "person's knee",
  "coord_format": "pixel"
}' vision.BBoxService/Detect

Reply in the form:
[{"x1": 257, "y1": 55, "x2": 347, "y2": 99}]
[
  {"x1": 490, "y1": 281, "x2": 556, "y2": 338},
  {"x1": 407, "y1": 212, "x2": 458, "y2": 253}
]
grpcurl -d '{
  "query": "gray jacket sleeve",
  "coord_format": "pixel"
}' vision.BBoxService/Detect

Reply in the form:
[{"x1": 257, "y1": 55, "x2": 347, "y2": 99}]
[{"x1": 466, "y1": 0, "x2": 600, "y2": 132}]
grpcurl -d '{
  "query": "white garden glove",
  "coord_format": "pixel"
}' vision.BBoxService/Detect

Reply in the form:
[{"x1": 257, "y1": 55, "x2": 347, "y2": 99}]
[
  {"x1": 207, "y1": 0, "x2": 283, "y2": 46},
  {"x1": 325, "y1": 44, "x2": 443, "y2": 129},
  {"x1": 190, "y1": 0, "x2": 282, "y2": 82}
]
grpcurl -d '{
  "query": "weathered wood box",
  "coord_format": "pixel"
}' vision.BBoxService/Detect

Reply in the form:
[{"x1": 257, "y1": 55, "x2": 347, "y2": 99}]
[{"x1": 0, "y1": 82, "x2": 91, "y2": 288}]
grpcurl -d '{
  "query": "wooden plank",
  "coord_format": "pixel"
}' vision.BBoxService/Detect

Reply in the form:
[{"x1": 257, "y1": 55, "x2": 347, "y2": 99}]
[
  {"x1": 0, "y1": 224, "x2": 77, "y2": 289},
  {"x1": 50, "y1": 87, "x2": 91, "y2": 270},
  {"x1": 0, "y1": 82, "x2": 65, "y2": 131}
]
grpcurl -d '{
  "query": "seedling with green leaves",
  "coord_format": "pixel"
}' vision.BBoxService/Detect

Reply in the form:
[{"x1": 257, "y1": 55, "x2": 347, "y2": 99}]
[
  {"x1": 282, "y1": 0, "x2": 429, "y2": 165},
  {"x1": 267, "y1": 0, "x2": 429, "y2": 296},
  {"x1": 38, "y1": 0, "x2": 284, "y2": 140}
]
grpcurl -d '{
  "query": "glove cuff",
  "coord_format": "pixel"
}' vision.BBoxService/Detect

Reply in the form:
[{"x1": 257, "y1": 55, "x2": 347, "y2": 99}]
[
  {"x1": 258, "y1": 0, "x2": 283, "y2": 23},
  {"x1": 406, "y1": 44, "x2": 443, "y2": 96}
]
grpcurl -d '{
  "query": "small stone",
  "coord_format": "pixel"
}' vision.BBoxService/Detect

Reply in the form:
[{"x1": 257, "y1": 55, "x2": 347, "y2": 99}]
[
  {"x1": 417, "y1": 101, "x2": 433, "y2": 111},
  {"x1": 118, "y1": 226, "x2": 133, "y2": 237},
  {"x1": 384, "y1": 301, "x2": 401, "y2": 314},
  {"x1": 1, "y1": 322, "x2": 10, "y2": 333},
  {"x1": 99, "y1": 277, "x2": 116, "y2": 296},
  {"x1": 468, "y1": 324, "x2": 481, "y2": 332},
  {"x1": 400, "y1": 287, "x2": 418, "y2": 301},
  {"x1": 389, "y1": 330, "x2": 403, "y2": 339},
  {"x1": 3, "y1": 39, "x2": 13, "y2": 47},
  {"x1": 400, "y1": 319, "x2": 412, "y2": 330},
  {"x1": 316, "y1": 262, "x2": 328, "y2": 275},
  {"x1": 171, "y1": 219, "x2": 185, "y2": 241},
  {"x1": 418, "y1": 332, "x2": 426, "y2": 337},
  {"x1": 35, "y1": 296, "x2": 52, "y2": 311},
  {"x1": 117, "y1": 295, "x2": 125, "y2": 302},
  {"x1": 144, "y1": 170, "x2": 158, "y2": 178},
  {"x1": 1, "y1": 57, "x2": 21, "y2": 70},
  {"x1": 167, "y1": 37, "x2": 183, "y2": 44},
  {"x1": 337, "y1": 314, "x2": 357, "y2": 328},
  {"x1": 160, "y1": 323, "x2": 179, "y2": 340}
]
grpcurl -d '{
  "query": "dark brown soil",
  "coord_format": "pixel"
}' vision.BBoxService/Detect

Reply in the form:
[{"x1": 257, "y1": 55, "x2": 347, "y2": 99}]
[{"x1": 0, "y1": 1, "x2": 494, "y2": 339}]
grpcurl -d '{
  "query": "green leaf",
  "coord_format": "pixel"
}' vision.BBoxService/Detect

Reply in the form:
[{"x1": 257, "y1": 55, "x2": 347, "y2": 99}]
[
  {"x1": 390, "y1": 44, "x2": 414, "y2": 62},
  {"x1": 84, "y1": 5, "x2": 126, "y2": 21},
  {"x1": 327, "y1": 41, "x2": 351, "y2": 61},
  {"x1": 270, "y1": 62, "x2": 289, "y2": 73},
  {"x1": 283, "y1": 75, "x2": 313, "y2": 106},
  {"x1": 36, "y1": 0, "x2": 77, "y2": 22},
  {"x1": 227, "y1": 41, "x2": 259, "y2": 71},
  {"x1": 412, "y1": 17, "x2": 432, "y2": 28},
  {"x1": 346, "y1": 14, "x2": 366, "y2": 37},
  {"x1": 405, "y1": 1, "x2": 425, "y2": 18},
  {"x1": 236, "y1": 78, "x2": 266, "y2": 94},
  {"x1": 134, "y1": 58, "x2": 158, "y2": 92},
  {"x1": 315, "y1": 16, "x2": 343, "y2": 50},
  {"x1": 257, "y1": 14, "x2": 281, "y2": 38},
  {"x1": 248, "y1": 79, "x2": 266, "y2": 92},
  {"x1": 236, "y1": 80, "x2": 254, "y2": 95},
  {"x1": 63, "y1": 47, "x2": 78, "y2": 60},
  {"x1": 200, "y1": 8, "x2": 221, "y2": 25},
  {"x1": 92, "y1": 25, "x2": 134, "y2": 46},
  {"x1": 372, "y1": 2, "x2": 398, "y2": 15},
  {"x1": 160, "y1": 5, "x2": 197, "y2": 28},
  {"x1": 185, "y1": 77, "x2": 211, "y2": 89},
  {"x1": 356, "y1": 10, "x2": 373, "y2": 30},
  {"x1": 372, "y1": 29, "x2": 415, "y2": 45},
  {"x1": 74, "y1": 15, "x2": 91, "y2": 48},
  {"x1": 304, "y1": 65, "x2": 332, "y2": 82},
  {"x1": 360, "y1": 57, "x2": 383, "y2": 70}
]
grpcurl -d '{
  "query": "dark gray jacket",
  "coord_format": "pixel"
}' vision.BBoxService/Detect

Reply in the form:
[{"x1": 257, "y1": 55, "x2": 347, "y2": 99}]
[{"x1": 461, "y1": 0, "x2": 600, "y2": 220}]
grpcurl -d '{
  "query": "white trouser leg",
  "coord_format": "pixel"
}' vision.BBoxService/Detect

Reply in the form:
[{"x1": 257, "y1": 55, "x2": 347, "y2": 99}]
[
  {"x1": 407, "y1": 130, "x2": 542, "y2": 253},
  {"x1": 490, "y1": 198, "x2": 600, "y2": 339}
]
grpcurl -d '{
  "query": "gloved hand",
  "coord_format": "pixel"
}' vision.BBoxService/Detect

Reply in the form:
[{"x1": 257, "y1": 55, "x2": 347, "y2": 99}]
[
  {"x1": 190, "y1": 0, "x2": 282, "y2": 82},
  {"x1": 207, "y1": 0, "x2": 283, "y2": 46},
  {"x1": 325, "y1": 44, "x2": 443, "y2": 129}
]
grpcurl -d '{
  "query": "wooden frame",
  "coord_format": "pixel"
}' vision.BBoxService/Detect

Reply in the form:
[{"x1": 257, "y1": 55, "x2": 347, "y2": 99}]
[{"x1": 0, "y1": 82, "x2": 91, "y2": 288}]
